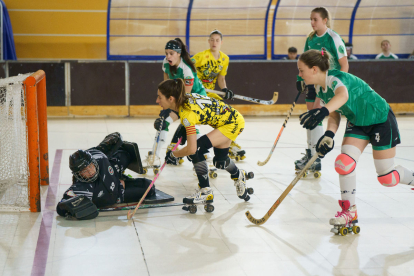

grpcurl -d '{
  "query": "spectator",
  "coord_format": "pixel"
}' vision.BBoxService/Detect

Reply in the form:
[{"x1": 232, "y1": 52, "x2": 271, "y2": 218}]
[
  {"x1": 408, "y1": 50, "x2": 414, "y2": 60},
  {"x1": 345, "y1": 42, "x2": 358, "y2": 60},
  {"x1": 282, "y1": 47, "x2": 298, "y2": 60},
  {"x1": 375, "y1": 40, "x2": 398, "y2": 59}
]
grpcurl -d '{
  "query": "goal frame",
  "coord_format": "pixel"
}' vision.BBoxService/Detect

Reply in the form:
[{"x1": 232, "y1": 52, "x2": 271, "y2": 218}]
[{"x1": 24, "y1": 70, "x2": 49, "y2": 212}]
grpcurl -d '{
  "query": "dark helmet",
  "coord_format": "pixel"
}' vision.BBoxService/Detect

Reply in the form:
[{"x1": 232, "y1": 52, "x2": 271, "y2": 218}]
[{"x1": 69, "y1": 150, "x2": 99, "y2": 182}]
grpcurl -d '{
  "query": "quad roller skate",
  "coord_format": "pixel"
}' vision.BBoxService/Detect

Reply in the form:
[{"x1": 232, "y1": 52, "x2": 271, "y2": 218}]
[
  {"x1": 142, "y1": 151, "x2": 161, "y2": 175},
  {"x1": 330, "y1": 200, "x2": 360, "y2": 236},
  {"x1": 295, "y1": 149, "x2": 322, "y2": 178},
  {"x1": 229, "y1": 141, "x2": 246, "y2": 161},
  {"x1": 182, "y1": 186, "x2": 215, "y2": 214},
  {"x1": 233, "y1": 170, "x2": 255, "y2": 201}
]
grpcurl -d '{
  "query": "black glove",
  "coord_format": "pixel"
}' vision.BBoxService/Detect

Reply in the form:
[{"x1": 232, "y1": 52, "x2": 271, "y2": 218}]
[
  {"x1": 296, "y1": 81, "x2": 307, "y2": 93},
  {"x1": 165, "y1": 150, "x2": 181, "y2": 166},
  {"x1": 154, "y1": 117, "x2": 167, "y2": 131},
  {"x1": 159, "y1": 108, "x2": 178, "y2": 119},
  {"x1": 299, "y1": 107, "x2": 329, "y2": 130},
  {"x1": 222, "y1": 88, "x2": 234, "y2": 100},
  {"x1": 315, "y1": 130, "x2": 335, "y2": 158}
]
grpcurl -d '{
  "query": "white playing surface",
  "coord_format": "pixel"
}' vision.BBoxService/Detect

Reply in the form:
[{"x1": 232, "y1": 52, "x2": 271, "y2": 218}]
[{"x1": 1, "y1": 115, "x2": 414, "y2": 276}]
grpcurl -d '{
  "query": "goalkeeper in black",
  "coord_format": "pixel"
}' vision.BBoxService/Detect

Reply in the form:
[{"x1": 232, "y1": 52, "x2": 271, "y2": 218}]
[{"x1": 56, "y1": 132, "x2": 155, "y2": 220}]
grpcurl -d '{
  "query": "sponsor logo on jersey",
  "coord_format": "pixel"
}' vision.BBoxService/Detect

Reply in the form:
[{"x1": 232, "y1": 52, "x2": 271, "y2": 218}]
[
  {"x1": 205, "y1": 55, "x2": 209, "y2": 58},
  {"x1": 110, "y1": 182, "x2": 115, "y2": 191},
  {"x1": 191, "y1": 58, "x2": 196, "y2": 63},
  {"x1": 66, "y1": 190, "x2": 76, "y2": 197},
  {"x1": 98, "y1": 190, "x2": 104, "y2": 198},
  {"x1": 183, "y1": 118, "x2": 191, "y2": 127},
  {"x1": 338, "y1": 45, "x2": 345, "y2": 54},
  {"x1": 108, "y1": 166, "x2": 114, "y2": 175},
  {"x1": 222, "y1": 58, "x2": 225, "y2": 61},
  {"x1": 347, "y1": 121, "x2": 354, "y2": 128}
]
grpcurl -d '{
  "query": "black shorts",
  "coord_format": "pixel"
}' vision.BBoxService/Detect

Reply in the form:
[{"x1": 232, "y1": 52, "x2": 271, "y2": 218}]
[
  {"x1": 344, "y1": 108, "x2": 401, "y2": 150},
  {"x1": 305, "y1": 85, "x2": 316, "y2": 102}
]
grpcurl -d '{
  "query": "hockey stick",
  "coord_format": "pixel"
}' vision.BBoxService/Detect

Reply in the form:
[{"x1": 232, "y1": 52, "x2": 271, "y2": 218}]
[
  {"x1": 205, "y1": 88, "x2": 278, "y2": 105},
  {"x1": 127, "y1": 137, "x2": 182, "y2": 220},
  {"x1": 257, "y1": 90, "x2": 302, "y2": 166},
  {"x1": 99, "y1": 202, "x2": 185, "y2": 213},
  {"x1": 148, "y1": 117, "x2": 165, "y2": 166},
  {"x1": 246, "y1": 154, "x2": 319, "y2": 225}
]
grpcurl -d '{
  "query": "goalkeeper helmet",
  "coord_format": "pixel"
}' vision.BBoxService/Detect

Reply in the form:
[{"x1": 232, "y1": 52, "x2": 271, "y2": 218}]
[{"x1": 69, "y1": 150, "x2": 99, "y2": 183}]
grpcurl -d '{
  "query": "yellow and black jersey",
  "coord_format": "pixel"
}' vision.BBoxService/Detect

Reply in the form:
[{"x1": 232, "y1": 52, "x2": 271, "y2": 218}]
[
  {"x1": 191, "y1": 49, "x2": 229, "y2": 90},
  {"x1": 179, "y1": 93, "x2": 244, "y2": 141}
]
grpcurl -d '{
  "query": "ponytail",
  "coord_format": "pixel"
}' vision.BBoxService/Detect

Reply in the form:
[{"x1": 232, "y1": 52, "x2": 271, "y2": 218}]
[
  {"x1": 158, "y1": 79, "x2": 189, "y2": 109},
  {"x1": 299, "y1": 49, "x2": 332, "y2": 72},
  {"x1": 309, "y1": 7, "x2": 331, "y2": 39},
  {"x1": 173, "y1": 38, "x2": 196, "y2": 72}
]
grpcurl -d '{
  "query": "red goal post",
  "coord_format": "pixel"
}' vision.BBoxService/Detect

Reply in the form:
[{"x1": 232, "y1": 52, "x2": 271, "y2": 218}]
[{"x1": 24, "y1": 70, "x2": 49, "y2": 212}]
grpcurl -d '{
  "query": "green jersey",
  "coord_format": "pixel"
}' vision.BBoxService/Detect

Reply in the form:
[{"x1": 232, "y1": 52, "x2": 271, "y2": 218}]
[
  {"x1": 375, "y1": 53, "x2": 399, "y2": 59},
  {"x1": 316, "y1": 70, "x2": 389, "y2": 126},
  {"x1": 304, "y1": 28, "x2": 347, "y2": 70},
  {"x1": 162, "y1": 58, "x2": 206, "y2": 96}
]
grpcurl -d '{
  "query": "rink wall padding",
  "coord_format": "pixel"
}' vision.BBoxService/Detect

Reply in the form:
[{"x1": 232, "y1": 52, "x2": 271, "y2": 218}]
[
  {"x1": 8, "y1": 62, "x2": 65, "y2": 106},
  {"x1": 3, "y1": 60, "x2": 414, "y2": 116},
  {"x1": 70, "y1": 62, "x2": 126, "y2": 106}
]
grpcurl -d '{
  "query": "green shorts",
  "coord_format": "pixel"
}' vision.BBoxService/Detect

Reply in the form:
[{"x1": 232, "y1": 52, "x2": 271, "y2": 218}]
[{"x1": 344, "y1": 108, "x2": 401, "y2": 151}]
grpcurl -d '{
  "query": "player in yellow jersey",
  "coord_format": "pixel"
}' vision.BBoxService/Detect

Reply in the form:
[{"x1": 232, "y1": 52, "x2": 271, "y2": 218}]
[
  {"x1": 156, "y1": 79, "x2": 254, "y2": 209},
  {"x1": 191, "y1": 30, "x2": 247, "y2": 161}
]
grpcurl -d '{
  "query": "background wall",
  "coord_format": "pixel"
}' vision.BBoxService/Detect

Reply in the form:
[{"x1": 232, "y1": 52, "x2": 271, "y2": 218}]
[
  {"x1": 5, "y1": 0, "x2": 107, "y2": 59},
  {"x1": 5, "y1": 0, "x2": 413, "y2": 60}
]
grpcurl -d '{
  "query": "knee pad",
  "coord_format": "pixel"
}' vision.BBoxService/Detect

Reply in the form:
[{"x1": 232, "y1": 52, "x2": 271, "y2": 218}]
[
  {"x1": 213, "y1": 148, "x2": 231, "y2": 169},
  {"x1": 374, "y1": 158, "x2": 400, "y2": 187},
  {"x1": 335, "y1": 145, "x2": 361, "y2": 175},
  {"x1": 189, "y1": 135, "x2": 212, "y2": 164}
]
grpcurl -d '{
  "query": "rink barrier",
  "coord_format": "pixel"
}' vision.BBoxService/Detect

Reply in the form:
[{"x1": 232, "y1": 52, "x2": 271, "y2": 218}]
[{"x1": 1, "y1": 59, "x2": 413, "y2": 117}]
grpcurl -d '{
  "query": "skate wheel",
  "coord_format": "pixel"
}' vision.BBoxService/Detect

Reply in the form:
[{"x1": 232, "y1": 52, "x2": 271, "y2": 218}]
[
  {"x1": 244, "y1": 195, "x2": 250, "y2": 202},
  {"x1": 241, "y1": 156, "x2": 246, "y2": 160},
  {"x1": 302, "y1": 172, "x2": 308, "y2": 178},
  {"x1": 179, "y1": 158, "x2": 184, "y2": 165},
  {"x1": 188, "y1": 205, "x2": 197, "y2": 214},
  {"x1": 142, "y1": 168, "x2": 148, "y2": 175},
  {"x1": 352, "y1": 225, "x2": 360, "y2": 234},
  {"x1": 247, "y1": 187, "x2": 254, "y2": 195},
  {"x1": 204, "y1": 204, "x2": 214, "y2": 213},
  {"x1": 153, "y1": 168, "x2": 159, "y2": 175},
  {"x1": 148, "y1": 151, "x2": 153, "y2": 156},
  {"x1": 235, "y1": 156, "x2": 240, "y2": 162},
  {"x1": 209, "y1": 171, "x2": 218, "y2": 179},
  {"x1": 246, "y1": 172, "x2": 254, "y2": 180},
  {"x1": 314, "y1": 172, "x2": 321, "y2": 178},
  {"x1": 339, "y1": 227, "x2": 348, "y2": 236}
]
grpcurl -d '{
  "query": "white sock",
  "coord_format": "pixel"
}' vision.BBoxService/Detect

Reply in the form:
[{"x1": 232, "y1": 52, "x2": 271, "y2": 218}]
[
  {"x1": 155, "y1": 130, "x2": 167, "y2": 157},
  {"x1": 339, "y1": 171, "x2": 356, "y2": 206},
  {"x1": 307, "y1": 129, "x2": 311, "y2": 150},
  {"x1": 310, "y1": 125, "x2": 324, "y2": 156}
]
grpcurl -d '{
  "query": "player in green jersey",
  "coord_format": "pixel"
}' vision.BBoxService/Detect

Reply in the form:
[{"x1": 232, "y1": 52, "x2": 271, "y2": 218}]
[
  {"x1": 298, "y1": 49, "x2": 414, "y2": 235},
  {"x1": 150, "y1": 38, "x2": 207, "y2": 165},
  {"x1": 296, "y1": 7, "x2": 349, "y2": 174}
]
